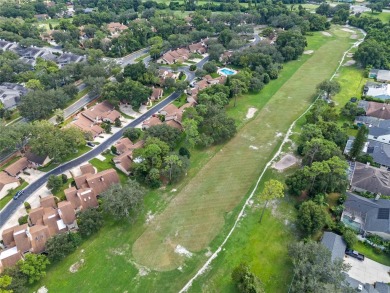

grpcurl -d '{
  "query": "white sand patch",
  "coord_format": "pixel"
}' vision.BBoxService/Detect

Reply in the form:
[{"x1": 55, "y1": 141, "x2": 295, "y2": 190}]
[
  {"x1": 342, "y1": 28, "x2": 355, "y2": 33},
  {"x1": 303, "y1": 50, "x2": 314, "y2": 55},
  {"x1": 69, "y1": 259, "x2": 84, "y2": 273},
  {"x1": 171, "y1": 189, "x2": 177, "y2": 192},
  {"x1": 205, "y1": 249, "x2": 212, "y2": 257},
  {"x1": 272, "y1": 154, "x2": 298, "y2": 171},
  {"x1": 246, "y1": 107, "x2": 258, "y2": 119},
  {"x1": 37, "y1": 286, "x2": 48, "y2": 293},
  {"x1": 275, "y1": 132, "x2": 283, "y2": 138},
  {"x1": 178, "y1": 266, "x2": 184, "y2": 272},
  {"x1": 248, "y1": 199, "x2": 254, "y2": 207},
  {"x1": 343, "y1": 60, "x2": 356, "y2": 66},
  {"x1": 146, "y1": 211, "x2": 155, "y2": 224},
  {"x1": 322, "y1": 31, "x2": 332, "y2": 37},
  {"x1": 175, "y1": 245, "x2": 193, "y2": 258},
  {"x1": 249, "y1": 145, "x2": 258, "y2": 150},
  {"x1": 347, "y1": 53, "x2": 354, "y2": 58},
  {"x1": 95, "y1": 154, "x2": 106, "y2": 161},
  {"x1": 130, "y1": 260, "x2": 151, "y2": 276}
]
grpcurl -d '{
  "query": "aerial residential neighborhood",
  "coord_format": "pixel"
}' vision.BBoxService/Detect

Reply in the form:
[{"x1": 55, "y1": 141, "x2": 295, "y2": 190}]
[{"x1": 0, "y1": 0, "x2": 390, "y2": 292}]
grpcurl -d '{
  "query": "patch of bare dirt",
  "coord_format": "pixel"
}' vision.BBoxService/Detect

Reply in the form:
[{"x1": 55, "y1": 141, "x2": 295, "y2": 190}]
[
  {"x1": 69, "y1": 259, "x2": 84, "y2": 273},
  {"x1": 272, "y1": 154, "x2": 298, "y2": 171}
]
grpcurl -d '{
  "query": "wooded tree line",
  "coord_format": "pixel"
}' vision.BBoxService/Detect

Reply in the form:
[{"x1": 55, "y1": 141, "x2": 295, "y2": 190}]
[{"x1": 349, "y1": 15, "x2": 390, "y2": 69}]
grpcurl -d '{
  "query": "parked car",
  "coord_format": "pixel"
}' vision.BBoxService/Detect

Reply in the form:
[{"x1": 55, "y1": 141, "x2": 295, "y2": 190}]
[
  {"x1": 87, "y1": 142, "x2": 95, "y2": 147},
  {"x1": 345, "y1": 249, "x2": 365, "y2": 261},
  {"x1": 13, "y1": 190, "x2": 24, "y2": 200}
]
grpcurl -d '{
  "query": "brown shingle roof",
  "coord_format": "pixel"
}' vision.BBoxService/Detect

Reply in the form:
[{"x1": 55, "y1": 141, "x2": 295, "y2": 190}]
[
  {"x1": 64, "y1": 186, "x2": 80, "y2": 209},
  {"x1": 80, "y1": 163, "x2": 96, "y2": 175},
  {"x1": 77, "y1": 188, "x2": 98, "y2": 209},
  {"x1": 366, "y1": 102, "x2": 390, "y2": 120},
  {"x1": 161, "y1": 104, "x2": 179, "y2": 116},
  {"x1": 2, "y1": 226, "x2": 16, "y2": 247},
  {"x1": 85, "y1": 169, "x2": 120, "y2": 195},
  {"x1": 115, "y1": 138, "x2": 133, "y2": 154},
  {"x1": 13, "y1": 224, "x2": 31, "y2": 253},
  {"x1": 58, "y1": 201, "x2": 76, "y2": 225},
  {"x1": 0, "y1": 247, "x2": 23, "y2": 269},
  {"x1": 29, "y1": 225, "x2": 50, "y2": 253},
  {"x1": 42, "y1": 210, "x2": 63, "y2": 236},
  {"x1": 28, "y1": 207, "x2": 45, "y2": 226},
  {"x1": 40, "y1": 195, "x2": 56, "y2": 209},
  {"x1": 4, "y1": 157, "x2": 29, "y2": 177},
  {"x1": 0, "y1": 172, "x2": 19, "y2": 191},
  {"x1": 74, "y1": 174, "x2": 88, "y2": 189},
  {"x1": 165, "y1": 120, "x2": 183, "y2": 130},
  {"x1": 142, "y1": 117, "x2": 163, "y2": 128}
]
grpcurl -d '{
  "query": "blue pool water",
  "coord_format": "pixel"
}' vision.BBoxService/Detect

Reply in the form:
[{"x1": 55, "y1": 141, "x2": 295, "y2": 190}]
[
  {"x1": 342, "y1": 214, "x2": 361, "y2": 231},
  {"x1": 220, "y1": 68, "x2": 236, "y2": 75}
]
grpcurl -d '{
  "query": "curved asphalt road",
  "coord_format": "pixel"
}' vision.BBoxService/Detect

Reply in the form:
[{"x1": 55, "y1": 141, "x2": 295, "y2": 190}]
[
  {"x1": 0, "y1": 33, "x2": 260, "y2": 226},
  {"x1": 0, "y1": 90, "x2": 180, "y2": 225}
]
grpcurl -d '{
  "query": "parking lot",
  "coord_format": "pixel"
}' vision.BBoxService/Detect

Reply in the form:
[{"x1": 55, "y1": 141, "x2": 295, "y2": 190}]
[{"x1": 344, "y1": 255, "x2": 390, "y2": 284}]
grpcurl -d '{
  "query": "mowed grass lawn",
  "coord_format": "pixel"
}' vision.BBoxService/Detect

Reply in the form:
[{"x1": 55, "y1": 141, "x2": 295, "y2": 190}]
[
  {"x1": 363, "y1": 11, "x2": 390, "y2": 23},
  {"x1": 34, "y1": 26, "x2": 360, "y2": 293}
]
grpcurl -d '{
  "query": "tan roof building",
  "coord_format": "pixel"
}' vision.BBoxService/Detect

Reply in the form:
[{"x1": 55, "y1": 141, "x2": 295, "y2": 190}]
[
  {"x1": 77, "y1": 188, "x2": 98, "y2": 209},
  {"x1": 0, "y1": 247, "x2": 23, "y2": 270},
  {"x1": 64, "y1": 187, "x2": 80, "y2": 210},
  {"x1": 85, "y1": 169, "x2": 120, "y2": 195},
  {"x1": 365, "y1": 102, "x2": 390, "y2": 120},
  {"x1": 42, "y1": 209, "x2": 66, "y2": 236},
  {"x1": 107, "y1": 22, "x2": 128, "y2": 34},
  {"x1": 2, "y1": 226, "x2": 16, "y2": 248},
  {"x1": 73, "y1": 115, "x2": 104, "y2": 138},
  {"x1": 142, "y1": 116, "x2": 163, "y2": 130},
  {"x1": 13, "y1": 224, "x2": 31, "y2": 253},
  {"x1": 40, "y1": 195, "x2": 56, "y2": 209},
  {"x1": 113, "y1": 151, "x2": 133, "y2": 175},
  {"x1": 28, "y1": 207, "x2": 45, "y2": 226},
  {"x1": 150, "y1": 87, "x2": 163, "y2": 101},
  {"x1": 4, "y1": 157, "x2": 29, "y2": 177},
  {"x1": 58, "y1": 201, "x2": 76, "y2": 226},
  {"x1": 115, "y1": 138, "x2": 134, "y2": 154},
  {"x1": 160, "y1": 104, "x2": 179, "y2": 116},
  {"x1": 0, "y1": 171, "x2": 20, "y2": 199},
  {"x1": 80, "y1": 163, "x2": 96, "y2": 175},
  {"x1": 166, "y1": 120, "x2": 183, "y2": 130},
  {"x1": 29, "y1": 225, "x2": 50, "y2": 254}
]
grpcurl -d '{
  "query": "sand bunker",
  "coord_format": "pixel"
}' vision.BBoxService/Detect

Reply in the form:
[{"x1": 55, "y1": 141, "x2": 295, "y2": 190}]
[
  {"x1": 273, "y1": 154, "x2": 298, "y2": 171},
  {"x1": 304, "y1": 50, "x2": 314, "y2": 55},
  {"x1": 342, "y1": 28, "x2": 355, "y2": 33},
  {"x1": 343, "y1": 60, "x2": 356, "y2": 66},
  {"x1": 246, "y1": 107, "x2": 257, "y2": 119},
  {"x1": 322, "y1": 32, "x2": 332, "y2": 37},
  {"x1": 69, "y1": 259, "x2": 84, "y2": 273},
  {"x1": 175, "y1": 245, "x2": 193, "y2": 258}
]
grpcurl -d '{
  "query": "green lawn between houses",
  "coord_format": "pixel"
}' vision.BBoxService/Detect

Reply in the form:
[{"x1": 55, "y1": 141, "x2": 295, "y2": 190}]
[
  {"x1": 33, "y1": 26, "x2": 359, "y2": 293},
  {"x1": 363, "y1": 11, "x2": 390, "y2": 23}
]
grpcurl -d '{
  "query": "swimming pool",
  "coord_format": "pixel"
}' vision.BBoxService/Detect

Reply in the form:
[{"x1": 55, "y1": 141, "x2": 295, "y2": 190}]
[
  {"x1": 342, "y1": 214, "x2": 362, "y2": 231},
  {"x1": 218, "y1": 67, "x2": 237, "y2": 76}
]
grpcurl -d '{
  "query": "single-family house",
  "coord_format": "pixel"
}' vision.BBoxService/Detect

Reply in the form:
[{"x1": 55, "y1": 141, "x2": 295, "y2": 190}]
[
  {"x1": 158, "y1": 48, "x2": 190, "y2": 65},
  {"x1": 320, "y1": 231, "x2": 346, "y2": 262},
  {"x1": 370, "y1": 69, "x2": 390, "y2": 83},
  {"x1": 0, "y1": 83, "x2": 28, "y2": 109},
  {"x1": 142, "y1": 116, "x2": 163, "y2": 130},
  {"x1": 4, "y1": 157, "x2": 29, "y2": 177},
  {"x1": 358, "y1": 101, "x2": 390, "y2": 120},
  {"x1": 113, "y1": 151, "x2": 133, "y2": 175},
  {"x1": 12, "y1": 224, "x2": 31, "y2": 253},
  {"x1": 365, "y1": 140, "x2": 390, "y2": 168},
  {"x1": 40, "y1": 195, "x2": 56, "y2": 209},
  {"x1": 188, "y1": 41, "x2": 207, "y2": 54},
  {"x1": 220, "y1": 51, "x2": 233, "y2": 64},
  {"x1": 350, "y1": 162, "x2": 390, "y2": 196},
  {"x1": 25, "y1": 150, "x2": 51, "y2": 168},
  {"x1": 160, "y1": 104, "x2": 179, "y2": 117},
  {"x1": 29, "y1": 225, "x2": 51, "y2": 253},
  {"x1": 13, "y1": 46, "x2": 44, "y2": 60},
  {"x1": 28, "y1": 207, "x2": 45, "y2": 226},
  {"x1": 363, "y1": 82, "x2": 390, "y2": 100},
  {"x1": 85, "y1": 169, "x2": 120, "y2": 195},
  {"x1": 57, "y1": 53, "x2": 85, "y2": 67},
  {"x1": 150, "y1": 87, "x2": 163, "y2": 101},
  {"x1": 0, "y1": 172, "x2": 20, "y2": 199},
  {"x1": 0, "y1": 247, "x2": 23, "y2": 271},
  {"x1": 107, "y1": 22, "x2": 128, "y2": 35},
  {"x1": 0, "y1": 40, "x2": 14, "y2": 51},
  {"x1": 57, "y1": 201, "x2": 77, "y2": 229},
  {"x1": 80, "y1": 163, "x2": 96, "y2": 175},
  {"x1": 65, "y1": 186, "x2": 98, "y2": 210},
  {"x1": 73, "y1": 116, "x2": 104, "y2": 138},
  {"x1": 342, "y1": 192, "x2": 390, "y2": 239}
]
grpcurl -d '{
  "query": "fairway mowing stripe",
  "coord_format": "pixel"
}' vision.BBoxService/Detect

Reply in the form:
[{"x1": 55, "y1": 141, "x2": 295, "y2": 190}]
[{"x1": 178, "y1": 27, "x2": 366, "y2": 293}]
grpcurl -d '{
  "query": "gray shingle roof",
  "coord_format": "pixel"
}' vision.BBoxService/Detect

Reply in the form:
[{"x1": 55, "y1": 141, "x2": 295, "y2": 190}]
[
  {"x1": 376, "y1": 282, "x2": 390, "y2": 293},
  {"x1": 366, "y1": 140, "x2": 390, "y2": 167},
  {"x1": 352, "y1": 162, "x2": 390, "y2": 196},
  {"x1": 344, "y1": 192, "x2": 390, "y2": 235},
  {"x1": 321, "y1": 232, "x2": 346, "y2": 262}
]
